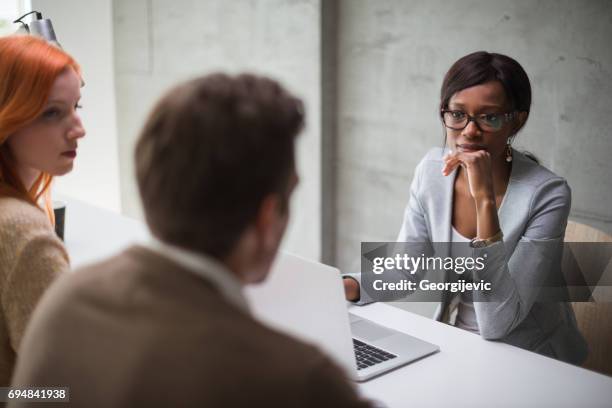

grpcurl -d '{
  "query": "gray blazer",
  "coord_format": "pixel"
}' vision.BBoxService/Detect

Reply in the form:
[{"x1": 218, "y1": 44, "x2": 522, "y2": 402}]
[{"x1": 351, "y1": 147, "x2": 587, "y2": 365}]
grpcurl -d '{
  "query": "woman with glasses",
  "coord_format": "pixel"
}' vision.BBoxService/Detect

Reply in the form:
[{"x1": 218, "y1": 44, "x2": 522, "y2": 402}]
[
  {"x1": 0, "y1": 35, "x2": 85, "y2": 385},
  {"x1": 344, "y1": 51, "x2": 587, "y2": 365}
]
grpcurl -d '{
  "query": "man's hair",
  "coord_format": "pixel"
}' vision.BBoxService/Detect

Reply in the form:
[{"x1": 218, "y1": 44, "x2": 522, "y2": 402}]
[{"x1": 135, "y1": 73, "x2": 304, "y2": 259}]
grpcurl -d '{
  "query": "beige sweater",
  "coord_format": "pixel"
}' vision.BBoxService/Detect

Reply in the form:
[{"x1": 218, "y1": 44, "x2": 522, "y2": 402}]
[{"x1": 0, "y1": 197, "x2": 69, "y2": 386}]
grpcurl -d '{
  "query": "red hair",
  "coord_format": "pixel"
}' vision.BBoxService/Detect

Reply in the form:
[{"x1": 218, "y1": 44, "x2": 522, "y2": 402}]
[{"x1": 0, "y1": 35, "x2": 81, "y2": 222}]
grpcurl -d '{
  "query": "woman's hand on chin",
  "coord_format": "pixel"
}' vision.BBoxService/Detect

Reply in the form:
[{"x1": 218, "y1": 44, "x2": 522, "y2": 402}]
[{"x1": 442, "y1": 150, "x2": 495, "y2": 204}]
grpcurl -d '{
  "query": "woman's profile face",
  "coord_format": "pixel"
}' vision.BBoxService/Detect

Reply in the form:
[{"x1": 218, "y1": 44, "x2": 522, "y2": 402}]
[
  {"x1": 7, "y1": 68, "x2": 85, "y2": 182},
  {"x1": 445, "y1": 80, "x2": 518, "y2": 161}
]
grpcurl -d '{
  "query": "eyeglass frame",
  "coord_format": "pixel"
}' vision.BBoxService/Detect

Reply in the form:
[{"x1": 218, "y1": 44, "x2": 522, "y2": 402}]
[{"x1": 440, "y1": 109, "x2": 518, "y2": 132}]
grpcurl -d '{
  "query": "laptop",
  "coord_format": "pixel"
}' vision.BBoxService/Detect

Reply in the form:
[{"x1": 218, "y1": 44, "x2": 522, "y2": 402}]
[{"x1": 245, "y1": 251, "x2": 440, "y2": 382}]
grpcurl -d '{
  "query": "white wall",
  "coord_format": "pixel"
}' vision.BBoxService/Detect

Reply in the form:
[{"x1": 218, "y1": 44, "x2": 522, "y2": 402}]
[
  {"x1": 113, "y1": 0, "x2": 323, "y2": 260},
  {"x1": 0, "y1": 1, "x2": 32, "y2": 36},
  {"x1": 32, "y1": 0, "x2": 121, "y2": 212}
]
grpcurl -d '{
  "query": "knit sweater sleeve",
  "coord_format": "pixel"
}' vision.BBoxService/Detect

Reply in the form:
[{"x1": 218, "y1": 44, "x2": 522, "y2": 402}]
[{"x1": 0, "y1": 202, "x2": 70, "y2": 352}]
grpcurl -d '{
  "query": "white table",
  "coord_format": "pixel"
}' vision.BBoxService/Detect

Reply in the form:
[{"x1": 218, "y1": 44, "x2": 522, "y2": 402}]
[
  {"x1": 60, "y1": 196, "x2": 150, "y2": 268},
  {"x1": 350, "y1": 303, "x2": 612, "y2": 408},
  {"x1": 61, "y1": 197, "x2": 612, "y2": 408}
]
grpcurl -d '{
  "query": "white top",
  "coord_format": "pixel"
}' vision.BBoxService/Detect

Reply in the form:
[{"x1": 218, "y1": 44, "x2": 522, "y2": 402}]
[
  {"x1": 147, "y1": 237, "x2": 250, "y2": 313},
  {"x1": 451, "y1": 227, "x2": 480, "y2": 334}
]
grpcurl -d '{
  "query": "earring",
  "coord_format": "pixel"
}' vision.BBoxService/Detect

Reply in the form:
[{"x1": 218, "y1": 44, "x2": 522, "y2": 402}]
[{"x1": 505, "y1": 139, "x2": 513, "y2": 163}]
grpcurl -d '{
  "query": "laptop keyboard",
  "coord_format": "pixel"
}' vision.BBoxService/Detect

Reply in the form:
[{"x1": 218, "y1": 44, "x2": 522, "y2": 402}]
[{"x1": 353, "y1": 338, "x2": 397, "y2": 370}]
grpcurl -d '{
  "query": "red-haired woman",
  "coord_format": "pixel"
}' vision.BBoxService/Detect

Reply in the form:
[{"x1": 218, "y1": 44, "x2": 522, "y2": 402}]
[{"x1": 0, "y1": 35, "x2": 85, "y2": 384}]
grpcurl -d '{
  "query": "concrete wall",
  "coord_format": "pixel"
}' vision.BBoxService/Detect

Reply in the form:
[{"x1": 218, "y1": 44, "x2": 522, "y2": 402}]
[
  {"x1": 32, "y1": 0, "x2": 122, "y2": 212},
  {"x1": 333, "y1": 0, "x2": 612, "y2": 280},
  {"x1": 113, "y1": 0, "x2": 322, "y2": 260},
  {"x1": 22, "y1": 2, "x2": 612, "y2": 302}
]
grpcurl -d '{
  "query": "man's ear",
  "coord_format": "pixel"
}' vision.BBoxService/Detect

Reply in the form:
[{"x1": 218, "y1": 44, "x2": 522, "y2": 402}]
[{"x1": 254, "y1": 194, "x2": 282, "y2": 250}]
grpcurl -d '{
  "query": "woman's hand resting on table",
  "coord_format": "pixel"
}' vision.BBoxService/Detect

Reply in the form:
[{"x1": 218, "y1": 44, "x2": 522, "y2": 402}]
[{"x1": 343, "y1": 277, "x2": 360, "y2": 301}]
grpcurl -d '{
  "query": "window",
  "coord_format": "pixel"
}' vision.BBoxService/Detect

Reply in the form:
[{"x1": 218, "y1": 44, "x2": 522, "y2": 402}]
[{"x1": 0, "y1": 0, "x2": 32, "y2": 36}]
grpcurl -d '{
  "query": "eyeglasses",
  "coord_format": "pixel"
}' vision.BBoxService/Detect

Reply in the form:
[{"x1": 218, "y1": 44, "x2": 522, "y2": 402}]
[{"x1": 441, "y1": 110, "x2": 517, "y2": 132}]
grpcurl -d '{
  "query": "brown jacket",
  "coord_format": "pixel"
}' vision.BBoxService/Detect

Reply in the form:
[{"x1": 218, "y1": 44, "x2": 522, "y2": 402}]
[{"x1": 10, "y1": 246, "x2": 371, "y2": 407}]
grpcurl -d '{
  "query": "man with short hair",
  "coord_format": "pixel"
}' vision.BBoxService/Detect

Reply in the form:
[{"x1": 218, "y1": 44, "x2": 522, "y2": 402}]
[{"x1": 10, "y1": 74, "x2": 371, "y2": 408}]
